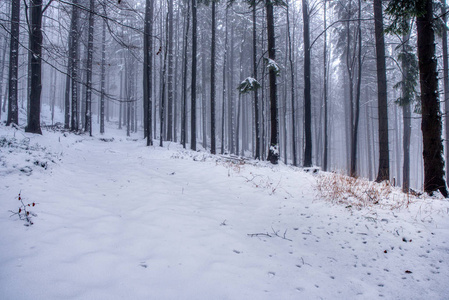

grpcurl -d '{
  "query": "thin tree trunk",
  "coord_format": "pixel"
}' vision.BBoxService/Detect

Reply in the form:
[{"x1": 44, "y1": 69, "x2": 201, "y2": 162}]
[
  {"x1": 0, "y1": 35, "x2": 8, "y2": 120},
  {"x1": 26, "y1": 0, "x2": 43, "y2": 134},
  {"x1": 70, "y1": 0, "x2": 79, "y2": 132},
  {"x1": 51, "y1": 67, "x2": 56, "y2": 125},
  {"x1": 160, "y1": 11, "x2": 169, "y2": 147},
  {"x1": 210, "y1": 1, "x2": 216, "y2": 154},
  {"x1": 100, "y1": 18, "x2": 106, "y2": 134},
  {"x1": 190, "y1": 0, "x2": 197, "y2": 151},
  {"x1": 228, "y1": 25, "x2": 235, "y2": 154},
  {"x1": 181, "y1": 0, "x2": 190, "y2": 148},
  {"x1": 286, "y1": 0, "x2": 296, "y2": 165},
  {"x1": 6, "y1": 0, "x2": 20, "y2": 126},
  {"x1": 365, "y1": 95, "x2": 373, "y2": 180},
  {"x1": 302, "y1": 0, "x2": 311, "y2": 167},
  {"x1": 266, "y1": 0, "x2": 279, "y2": 164},
  {"x1": 201, "y1": 31, "x2": 207, "y2": 150},
  {"x1": 221, "y1": 7, "x2": 229, "y2": 154},
  {"x1": 173, "y1": 3, "x2": 179, "y2": 142},
  {"x1": 252, "y1": 4, "x2": 260, "y2": 160},
  {"x1": 323, "y1": 0, "x2": 329, "y2": 171},
  {"x1": 167, "y1": 0, "x2": 174, "y2": 141},
  {"x1": 144, "y1": 0, "x2": 153, "y2": 145},
  {"x1": 64, "y1": 32, "x2": 72, "y2": 129},
  {"x1": 350, "y1": 0, "x2": 362, "y2": 177},
  {"x1": 84, "y1": 0, "x2": 95, "y2": 136}
]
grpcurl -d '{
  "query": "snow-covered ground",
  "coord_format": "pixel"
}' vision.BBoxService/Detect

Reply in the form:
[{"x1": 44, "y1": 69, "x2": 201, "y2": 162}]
[{"x1": 1, "y1": 119, "x2": 448, "y2": 299}]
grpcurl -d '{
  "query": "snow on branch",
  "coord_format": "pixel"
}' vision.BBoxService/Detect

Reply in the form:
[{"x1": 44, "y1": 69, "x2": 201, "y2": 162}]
[
  {"x1": 237, "y1": 77, "x2": 261, "y2": 94},
  {"x1": 265, "y1": 58, "x2": 281, "y2": 75}
]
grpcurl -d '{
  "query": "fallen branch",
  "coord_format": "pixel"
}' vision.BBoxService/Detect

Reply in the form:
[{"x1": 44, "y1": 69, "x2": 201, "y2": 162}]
[{"x1": 247, "y1": 232, "x2": 272, "y2": 238}]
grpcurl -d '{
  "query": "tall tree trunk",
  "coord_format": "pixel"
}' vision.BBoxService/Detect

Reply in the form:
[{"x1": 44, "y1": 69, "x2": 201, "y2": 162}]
[
  {"x1": 252, "y1": 3, "x2": 260, "y2": 160},
  {"x1": 119, "y1": 65, "x2": 123, "y2": 130},
  {"x1": 228, "y1": 25, "x2": 235, "y2": 154},
  {"x1": 394, "y1": 99, "x2": 401, "y2": 185},
  {"x1": 6, "y1": 0, "x2": 20, "y2": 126},
  {"x1": 190, "y1": 0, "x2": 197, "y2": 151},
  {"x1": 350, "y1": 0, "x2": 362, "y2": 177},
  {"x1": 100, "y1": 18, "x2": 106, "y2": 134},
  {"x1": 144, "y1": 0, "x2": 153, "y2": 145},
  {"x1": 221, "y1": 7, "x2": 229, "y2": 154},
  {"x1": 26, "y1": 0, "x2": 43, "y2": 134},
  {"x1": 417, "y1": 0, "x2": 448, "y2": 196},
  {"x1": 373, "y1": 0, "x2": 390, "y2": 182},
  {"x1": 201, "y1": 31, "x2": 207, "y2": 150},
  {"x1": 181, "y1": 0, "x2": 190, "y2": 148},
  {"x1": 302, "y1": 0, "x2": 312, "y2": 167},
  {"x1": 126, "y1": 56, "x2": 130, "y2": 137},
  {"x1": 70, "y1": 0, "x2": 79, "y2": 132},
  {"x1": 286, "y1": 0, "x2": 296, "y2": 166},
  {"x1": 64, "y1": 31, "x2": 72, "y2": 129},
  {"x1": 210, "y1": 1, "x2": 216, "y2": 154},
  {"x1": 160, "y1": 12, "x2": 169, "y2": 147},
  {"x1": 266, "y1": 0, "x2": 279, "y2": 164},
  {"x1": 167, "y1": 0, "x2": 174, "y2": 141},
  {"x1": 403, "y1": 101, "x2": 411, "y2": 192},
  {"x1": 323, "y1": 0, "x2": 328, "y2": 171},
  {"x1": 0, "y1": 35, "x2": 8, "y2": 120},
  {"x1": 84, "y1": 0, "x2": 95, "y2": 136},
  {"x1": 365, "y1": 94, "x2": 373, "y2": 180},
  {"x1": 442, "y1": 0, "x2": 449, "y2": 175},
  {"x1": 173, "y1": 3, "x2": 180, "y2": 143}
]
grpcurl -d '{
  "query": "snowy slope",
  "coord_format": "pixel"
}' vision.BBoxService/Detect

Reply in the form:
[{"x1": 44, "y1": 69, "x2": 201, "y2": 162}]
[{"x1": 0, "y1": 124, "x2": 448, "y2": 300}]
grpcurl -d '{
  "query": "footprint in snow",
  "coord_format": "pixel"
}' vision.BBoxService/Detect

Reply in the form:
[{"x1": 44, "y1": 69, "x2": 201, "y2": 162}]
[{"x1": 139, "y1": 262, "x2": 148, "y2": 268}]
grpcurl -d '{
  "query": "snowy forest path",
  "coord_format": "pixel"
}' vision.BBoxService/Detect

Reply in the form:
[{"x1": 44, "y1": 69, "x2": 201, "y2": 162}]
[{"x1": 0, "y1": 128, "x2": 448, "y2": 299}]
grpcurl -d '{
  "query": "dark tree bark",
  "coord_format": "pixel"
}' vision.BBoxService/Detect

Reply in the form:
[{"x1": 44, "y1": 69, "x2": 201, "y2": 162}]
[
  {"x1": 417, "y1": 0, "x2": 448, "y2": 196},
  {"x1": 181, "y1": 0, "x2": 190, "y2": 148},
  {"x1": 100, "y1": 18, "x2": 106, "y2": 134},
  {"x1": 0, "y1": 35, "x2": 8, "y2": 120},
  {"x1": 400, "y1": 43, "x2": 411, "y2": 191},
  {"x1": 373, "y1": 0, "x2": 390, "y2": 182},
  {"x1": 144, "y1": 0, "x2": 153, "y2": 145},
  {"x1": 350, "y1": 0, "x2": 362, "y2": 177},
  {"x1": 228, "y1": 25, "x2": 235, "y2": 154},
  {"x1": 221, "y1": 7, "x2": 229, "y2": 154},
  {"x1": 286, "y1": 0, "x2": 296, "y2": 166},
  {"x1": 442, "y1": 0, "x2": 449, "y2": 175},
  {"x1": 201, "y1": 31, "x2": 207, "y2": 150},
  {"x1": 160, "y1": 12, "x2": 169, "y2": 147},
  {"x1": 70, "y1": 0, "x2": 79, "y2": 132},
  {"x1": 26, "y1": 0, "x2": 43, "y2": 134},
  {"x1": 191, "y1": 0, "x2": 197, "y2": 151},
  {"x1": 210, "y1": 1, "x2": 216, "y2": 154},
  {"x1": 323, "y1": 0, "x2": 328, "y2": 171},
  {"x1": 302, "y1": 0, "x2": 312, "y2": 167},
  {"x1": 167, "y1": 0, "x2": 174, "y2": 141},
  {"x1": 266, "y1": 0, "x2": 279, "y2": 164},
  {"x1": 253, "y1": 3, "x2": 261, "y2": 160},
  {"x1": 84, "y1": 0, "x2": 95, "y2": 136},
  {"x1": 64, "y1": 32, "x2": 72, "y2": 129},
  {"x1": 6, "y1": 0, "x2": 20, "y2": 127}
]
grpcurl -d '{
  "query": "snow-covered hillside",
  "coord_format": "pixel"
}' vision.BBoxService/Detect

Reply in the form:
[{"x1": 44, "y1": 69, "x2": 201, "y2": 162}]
[{"x1": 0, "y1": 123, "x2": 448, "y2": 300}]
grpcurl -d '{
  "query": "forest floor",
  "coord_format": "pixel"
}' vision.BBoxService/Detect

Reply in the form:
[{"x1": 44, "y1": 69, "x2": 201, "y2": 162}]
[{"x1": 0, "y1": 116, "x2": 449, "y2": 299}]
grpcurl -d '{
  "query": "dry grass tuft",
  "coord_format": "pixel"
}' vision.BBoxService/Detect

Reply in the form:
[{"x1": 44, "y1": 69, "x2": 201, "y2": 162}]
[{"x1": 316, "y1": 172, "x2": 415, "y2": 210}]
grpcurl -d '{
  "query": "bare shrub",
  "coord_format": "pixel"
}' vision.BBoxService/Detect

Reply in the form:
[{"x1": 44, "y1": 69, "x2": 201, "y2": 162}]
[{"x1": 316, "y1": 172, "x2": 412, "y2": 210}]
